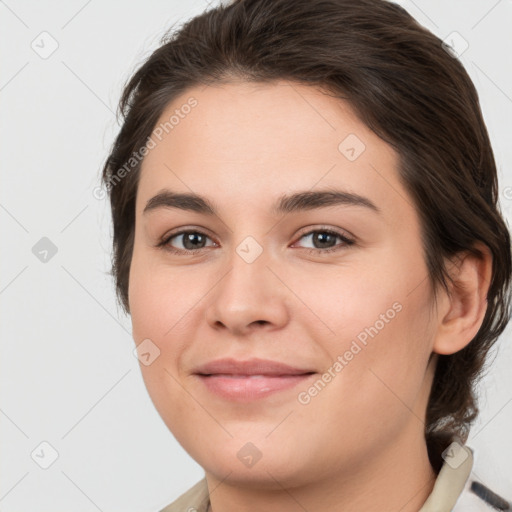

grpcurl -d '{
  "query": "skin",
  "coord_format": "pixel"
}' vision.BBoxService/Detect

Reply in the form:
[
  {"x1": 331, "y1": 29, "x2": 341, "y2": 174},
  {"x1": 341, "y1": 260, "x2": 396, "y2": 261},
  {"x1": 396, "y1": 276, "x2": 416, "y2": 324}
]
[{"x1": 128, "y1": 80, "x2": 492, "y2": 512}]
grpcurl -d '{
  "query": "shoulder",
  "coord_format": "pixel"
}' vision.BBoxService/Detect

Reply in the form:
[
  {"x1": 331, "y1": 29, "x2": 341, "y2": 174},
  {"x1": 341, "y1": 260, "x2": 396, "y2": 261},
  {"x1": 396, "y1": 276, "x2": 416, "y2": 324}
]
[{"x1": 158, "y1": 477, "x2": 210, "y2": 512}]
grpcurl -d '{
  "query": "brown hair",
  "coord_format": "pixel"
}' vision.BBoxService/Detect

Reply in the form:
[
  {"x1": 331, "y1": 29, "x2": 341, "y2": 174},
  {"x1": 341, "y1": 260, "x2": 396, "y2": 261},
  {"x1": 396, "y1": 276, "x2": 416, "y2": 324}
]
[{"x1": 101, "y1": 0, "x2": 511, "y2": 471}]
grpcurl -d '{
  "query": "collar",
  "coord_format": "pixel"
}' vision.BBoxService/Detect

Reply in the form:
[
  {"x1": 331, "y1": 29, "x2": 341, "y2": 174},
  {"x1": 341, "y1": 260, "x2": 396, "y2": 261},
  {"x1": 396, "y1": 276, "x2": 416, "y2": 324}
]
[{"x1": 419, "y1": 442, "x2": 473, "y2": 511}]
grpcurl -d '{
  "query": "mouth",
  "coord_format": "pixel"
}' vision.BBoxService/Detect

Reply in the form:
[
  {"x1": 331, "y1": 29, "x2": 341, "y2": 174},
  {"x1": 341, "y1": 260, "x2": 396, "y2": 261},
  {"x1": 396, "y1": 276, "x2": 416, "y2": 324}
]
[
  {"x1": 195, "y1": 373, "x2": 317, "y2": 401},
  {"x1": 193, "y1": 358, "x2": 317, "y2": 401}
]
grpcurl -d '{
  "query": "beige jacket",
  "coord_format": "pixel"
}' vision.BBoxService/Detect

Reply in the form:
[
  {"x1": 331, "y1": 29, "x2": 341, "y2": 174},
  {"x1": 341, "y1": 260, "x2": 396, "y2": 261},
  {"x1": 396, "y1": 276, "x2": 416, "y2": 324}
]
[{"x1": 159, "y1": 445, "x2": 509, "y2": 511}]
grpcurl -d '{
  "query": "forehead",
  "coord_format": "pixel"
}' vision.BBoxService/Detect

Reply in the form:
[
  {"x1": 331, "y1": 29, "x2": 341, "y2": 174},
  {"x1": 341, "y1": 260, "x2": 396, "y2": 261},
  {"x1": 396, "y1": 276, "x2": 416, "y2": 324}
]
[{"x1": 136, "y1": 80, "x2": 407, "y2": 219}]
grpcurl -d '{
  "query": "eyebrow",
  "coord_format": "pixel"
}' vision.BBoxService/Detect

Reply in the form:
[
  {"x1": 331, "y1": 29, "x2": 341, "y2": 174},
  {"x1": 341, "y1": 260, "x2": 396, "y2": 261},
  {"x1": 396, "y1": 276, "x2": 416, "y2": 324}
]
[{"x1": 143, "y1": 188, "x2": 381, "y2": 216}]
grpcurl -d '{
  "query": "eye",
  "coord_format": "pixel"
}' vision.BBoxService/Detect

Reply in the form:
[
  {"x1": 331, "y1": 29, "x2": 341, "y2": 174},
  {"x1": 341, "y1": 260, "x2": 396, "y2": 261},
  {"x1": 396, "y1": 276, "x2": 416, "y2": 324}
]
[
  {"x1": 157, "y1": 229, "x2": 216, "y2": 255},
  {"x1": 156, "y1": 226, "x2": 355, "y2": 256},
  {"x1": 292, "y1": 227, "x2": 355, "y2": 255}
]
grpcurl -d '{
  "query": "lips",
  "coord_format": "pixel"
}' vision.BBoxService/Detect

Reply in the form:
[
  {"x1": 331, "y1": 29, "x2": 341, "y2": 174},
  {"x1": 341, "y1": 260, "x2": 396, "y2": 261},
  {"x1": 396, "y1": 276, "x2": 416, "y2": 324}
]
[
  {"x1": 193, "y1": 357, "x2": 316, "y2": 376},
  {"x1": 193, "y1": 358, "x2": 317, "y2": 401}
]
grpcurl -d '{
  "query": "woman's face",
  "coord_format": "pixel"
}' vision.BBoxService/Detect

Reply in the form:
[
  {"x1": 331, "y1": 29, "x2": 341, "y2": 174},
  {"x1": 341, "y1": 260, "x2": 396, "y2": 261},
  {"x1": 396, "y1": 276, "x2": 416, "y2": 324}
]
[{"x1": 129, "y1": 81, "x2": 439, "y2": 487}]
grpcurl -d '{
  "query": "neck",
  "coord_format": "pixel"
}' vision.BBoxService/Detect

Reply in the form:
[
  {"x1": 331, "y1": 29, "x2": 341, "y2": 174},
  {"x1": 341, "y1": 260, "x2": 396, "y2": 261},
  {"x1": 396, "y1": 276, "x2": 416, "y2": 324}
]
[{"x1": 205, "y1": 428, "x2": 437, "y2": 512}]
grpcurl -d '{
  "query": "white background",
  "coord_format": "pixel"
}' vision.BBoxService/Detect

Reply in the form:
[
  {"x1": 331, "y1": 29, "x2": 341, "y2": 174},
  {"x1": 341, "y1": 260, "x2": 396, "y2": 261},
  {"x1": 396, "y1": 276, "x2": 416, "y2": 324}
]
[{"x1": 1, "y1": 0, "x2": 511, "y2": 510}]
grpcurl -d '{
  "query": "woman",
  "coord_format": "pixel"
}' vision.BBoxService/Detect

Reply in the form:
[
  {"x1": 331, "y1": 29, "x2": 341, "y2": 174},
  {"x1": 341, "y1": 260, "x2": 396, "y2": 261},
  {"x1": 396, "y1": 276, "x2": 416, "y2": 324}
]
[{"x1": 101, "y1": 0, "x2": 511, "y2": 510}]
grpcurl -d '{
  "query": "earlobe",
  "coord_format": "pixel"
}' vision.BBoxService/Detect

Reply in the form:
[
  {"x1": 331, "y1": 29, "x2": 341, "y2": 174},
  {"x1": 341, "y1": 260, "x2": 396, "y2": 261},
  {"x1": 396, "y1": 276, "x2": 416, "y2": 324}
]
[{"x1": 432, "y1": 242, "x2": 493, "y2": 356}]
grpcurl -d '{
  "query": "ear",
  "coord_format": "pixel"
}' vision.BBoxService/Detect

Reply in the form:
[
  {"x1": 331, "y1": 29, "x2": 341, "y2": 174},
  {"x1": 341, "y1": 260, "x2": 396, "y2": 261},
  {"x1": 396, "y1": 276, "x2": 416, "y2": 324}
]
[{"x1": 432, "y1": 241, "x2": 493, "y2": 355}]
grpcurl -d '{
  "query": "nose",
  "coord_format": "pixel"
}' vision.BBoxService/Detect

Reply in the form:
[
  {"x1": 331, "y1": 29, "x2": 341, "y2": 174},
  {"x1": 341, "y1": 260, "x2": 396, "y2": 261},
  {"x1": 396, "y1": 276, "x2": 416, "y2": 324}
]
[{"x1": 205, "y1": 243, "x2": 290, "y2": 336}]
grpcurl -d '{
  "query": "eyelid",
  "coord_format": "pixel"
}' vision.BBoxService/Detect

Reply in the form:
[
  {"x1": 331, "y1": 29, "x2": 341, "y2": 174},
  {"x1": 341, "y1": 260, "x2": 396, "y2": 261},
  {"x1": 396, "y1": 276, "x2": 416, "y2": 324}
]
[
  {"x1": 159, "y1": 225, "x2": 216, "y2": 242},
  {"x1": 293, "y1": 225, "x2": 354, "y2": 243}
]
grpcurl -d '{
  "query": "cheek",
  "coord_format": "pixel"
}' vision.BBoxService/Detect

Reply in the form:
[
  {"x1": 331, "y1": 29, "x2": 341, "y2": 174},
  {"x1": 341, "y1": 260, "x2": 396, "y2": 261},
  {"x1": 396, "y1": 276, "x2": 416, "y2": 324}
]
[
  {"x1": 306, "y1": 250, "x2": 435, "y2": 408},
  {"x1": 299, "y1": 296, "x2": 434, "y2": 463},
  {"x1": 128, "y1": 252, "x2": 206, "y2": 412},
  {"x1": 128, "y1": 250, "x2": 196, "y2": 340}
]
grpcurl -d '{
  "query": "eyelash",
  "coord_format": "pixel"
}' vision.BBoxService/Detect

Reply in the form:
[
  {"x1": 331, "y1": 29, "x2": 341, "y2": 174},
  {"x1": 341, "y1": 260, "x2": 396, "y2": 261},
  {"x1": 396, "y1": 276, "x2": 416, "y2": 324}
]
[{"x1": 157, "y1": 227, "x2": 355, "y2": 256}]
